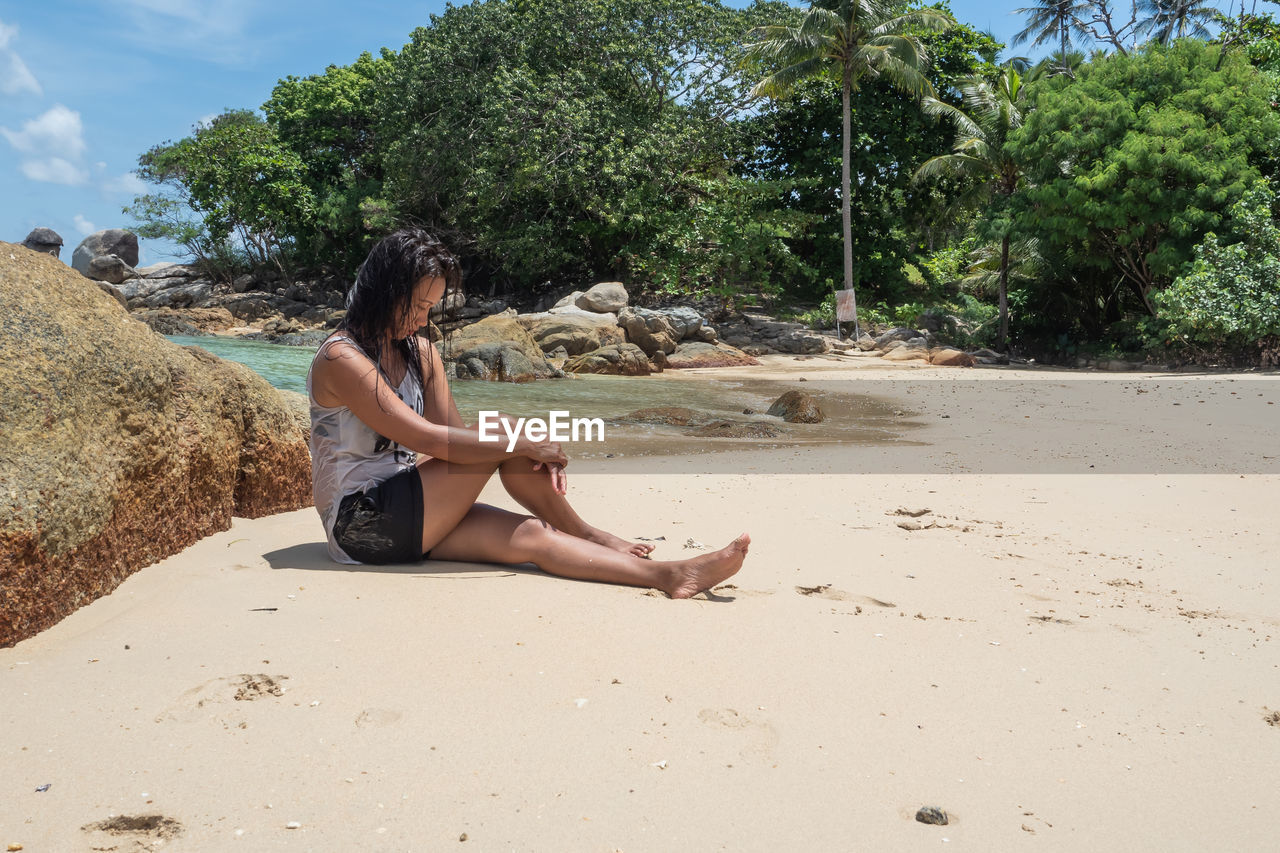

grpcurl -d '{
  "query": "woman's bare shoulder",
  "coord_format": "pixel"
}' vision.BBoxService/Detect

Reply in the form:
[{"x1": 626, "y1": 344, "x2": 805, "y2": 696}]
[{"x1": 311, "y1": 334, "x2": 377, "y2": 404}]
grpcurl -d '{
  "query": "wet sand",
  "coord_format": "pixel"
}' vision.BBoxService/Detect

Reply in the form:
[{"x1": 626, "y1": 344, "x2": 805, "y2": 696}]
[{"x1": 2, "y1": 356, "x2": 1278, "y2": 851}]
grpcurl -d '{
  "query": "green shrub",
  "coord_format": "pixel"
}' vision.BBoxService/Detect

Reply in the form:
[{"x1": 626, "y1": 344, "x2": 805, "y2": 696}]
[{"x1": 1153, "y1": 184, "x2": 1280, "y2": 346}]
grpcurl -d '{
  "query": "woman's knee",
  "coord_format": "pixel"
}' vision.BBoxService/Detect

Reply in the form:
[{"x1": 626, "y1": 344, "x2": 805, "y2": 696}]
[{"x1": 511, "y1": 515, "x2": 556, "y2": 550}]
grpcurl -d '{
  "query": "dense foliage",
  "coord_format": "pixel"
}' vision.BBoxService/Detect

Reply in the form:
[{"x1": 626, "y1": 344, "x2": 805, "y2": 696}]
[{"x1": 1155, "y1": 184, "x2": 1280, "y2": 346}]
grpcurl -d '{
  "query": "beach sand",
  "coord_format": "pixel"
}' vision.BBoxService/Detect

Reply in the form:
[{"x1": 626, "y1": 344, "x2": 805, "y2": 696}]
[{"x1": 3, "y1": 356, "x2": 1278, "y2": 851}]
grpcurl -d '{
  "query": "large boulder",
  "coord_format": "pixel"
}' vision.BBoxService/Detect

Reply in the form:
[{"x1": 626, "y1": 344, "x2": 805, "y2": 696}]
[
  {"x1": 563, "y1": 342, "x2": 653, "y2": 376},
  {"x1": 654, "y1": 306, "x2": 706, "y2": 341},
  {"x1": 516, "y1": 308, "x2": 625, "y2": 355},
  {"x1": 71, "y1": 228, "x2": 139, "y2": 276},
  {"x1": 440, "y1": 311, "x2": 558, "y2": 382},
  {"x1": 766, "y1": 390, "x2": 825, "y2": 424},
  {"x1": 21, "y1": 227, "x2": 63, "y2": 258},
  {"x1": 86, "y1": 254, "x2": 138, "y2": 285},
  {"x1": 929, "y1": 347, "x2": 976, "y2": 367},
  {"x1": 618, "y1": 306, "x2": 679, "y2": 356},
  {"x1": 665, "y1": 341, "x2": 760, "y2": 369},
  {"x1": 874, "y1": 327, "x2": 925, "y2": 349},
  {"x1": 576, "y1": 281, "x2": 629, "y2": 313},
  {"x1": 0, "y1": 243, "x2": 312, "y2": 647}
]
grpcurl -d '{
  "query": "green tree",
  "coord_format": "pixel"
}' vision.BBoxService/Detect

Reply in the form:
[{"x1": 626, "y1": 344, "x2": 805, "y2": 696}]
[
  {"x1": 916, "y1": 63, "x2": 1030, "y2": 348},
  {"x1": 746, "y1": 0, "x2": 953, "y2": 333},
  {"x1": 1155, "y1": 183, "x2": 1280, "y2": 346},
  {"x1": 263, "y1": 51, "x2": 394, "y2": 271},
  {"x1": 1007, "y1": 40, "x2": 1280, "y2": 316},
  {"x1": 376, "y1": 0, "x2": 787, "y2": 294},
  {"x1": 130, "y1": 110, "x2": 314, "y2": 276}
]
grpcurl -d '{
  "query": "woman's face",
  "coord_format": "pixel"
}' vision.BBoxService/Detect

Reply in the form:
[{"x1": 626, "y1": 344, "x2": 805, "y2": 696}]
[{"x1": 397, "y1": 275, "x2": 447, "y2": 339}]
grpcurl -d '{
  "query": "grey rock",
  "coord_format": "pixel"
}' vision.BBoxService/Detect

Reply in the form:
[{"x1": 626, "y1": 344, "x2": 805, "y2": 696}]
[
  {"x1": 118, "y1": 276, "x2": 188, "y2": 306},
  {"x1": 71, "y1": 229, "x2": 139, "y2": 275},
  {"x1": 874, "y1": 327, "x2": 923, "y2": 348},
  {"x1": 770, "y1": 331, "x2": 831, "y2": 355},
  {"x1": 137, "y1": 262, "x2": 193, "y2": 279},
  {"x1": 743, "y1": 313, "x2": 805, "y2": 337},
  {"x1": 22, "y1": 227, "x2": 63, "y2": 257},
  {"x1": 140, "y1": 280, "x2": 214, "y2": 309},
  {"x1": 232, "y1": 273, "x2": 255, "y2": 293},
  {"x1": 618, "y1": 306, "x2": 678, "y2": 356},
  {"x1": 85, "y1": 254, "x2": 138, "y2": 285},
  {"x1": 576, "y1": 281, "x2": 628, "y2": 313},
  {"x1": 654, "y1": 306, "x2": 705, "y2": 340}
]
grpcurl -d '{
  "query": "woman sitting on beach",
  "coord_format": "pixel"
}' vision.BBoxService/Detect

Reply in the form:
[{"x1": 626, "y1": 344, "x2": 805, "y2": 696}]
[{"x1": 306, "y1": 228, "x2": 749, "y2": 598}]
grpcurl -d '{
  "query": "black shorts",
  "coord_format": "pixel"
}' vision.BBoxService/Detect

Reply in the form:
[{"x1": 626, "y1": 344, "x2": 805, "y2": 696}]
[{"x1": 332, "y1": 467, "x2": 427, "y2": 564}]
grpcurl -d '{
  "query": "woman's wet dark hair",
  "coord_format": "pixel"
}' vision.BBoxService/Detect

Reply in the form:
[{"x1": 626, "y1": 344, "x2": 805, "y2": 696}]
[{"x1": 338, "y1": 228, "x2": 462, "y2": 399}]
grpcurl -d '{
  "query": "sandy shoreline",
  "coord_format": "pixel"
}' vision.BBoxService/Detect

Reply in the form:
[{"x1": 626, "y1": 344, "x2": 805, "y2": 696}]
[{"x1": 3, "y1": 357, "x2": 1278, "y2": 851}]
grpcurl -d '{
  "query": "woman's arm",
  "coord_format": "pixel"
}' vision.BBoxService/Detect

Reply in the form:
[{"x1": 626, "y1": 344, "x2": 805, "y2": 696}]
[
  {"x1": 311, "y1": 337, "x2": 565, "y2": 467},
  {"x1": 418, "y1": 336, "x2": 466, "y2": 429}
]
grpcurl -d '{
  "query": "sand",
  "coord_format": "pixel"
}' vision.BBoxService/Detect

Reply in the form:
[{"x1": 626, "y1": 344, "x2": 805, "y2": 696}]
[{"x1": 3, "y1": 356, "x2": 1278, "y2": 852}]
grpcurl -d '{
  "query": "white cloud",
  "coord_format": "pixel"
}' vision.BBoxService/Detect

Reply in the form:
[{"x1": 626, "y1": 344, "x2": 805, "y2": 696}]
[
  {"x1": 0, "y1": 19, "x2": 42, "y2": 96},
  {"x1": 2, "y1": 104, "x2": 91, "y2": 185},
  {"x1": 21, "y1": 157, "x2": 89, "y2": 185},
  {"x1": 74, "y1": 214, "x2": 98, "y2": 236},
  {"x1": 2, "y1": 104, "x2": 87, "y2": 159}
]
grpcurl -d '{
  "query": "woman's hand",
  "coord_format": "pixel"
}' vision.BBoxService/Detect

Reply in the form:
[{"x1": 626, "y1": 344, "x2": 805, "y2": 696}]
[
  {"x1": 525, "y1": 441, "x2": 568, "y2": 495},
  {"x1": 531, "y1": 460, "x2": 568, "y2": 495}
]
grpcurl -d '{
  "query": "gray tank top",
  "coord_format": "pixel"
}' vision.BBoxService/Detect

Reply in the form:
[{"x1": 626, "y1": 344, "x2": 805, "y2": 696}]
[{"x1": 307, "y1": 334, "x2": 425, "y2": 563}]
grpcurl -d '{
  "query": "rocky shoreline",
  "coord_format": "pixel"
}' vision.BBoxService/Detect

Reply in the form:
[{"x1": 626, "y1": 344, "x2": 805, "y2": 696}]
[{"x1": 104, "y1": 260, "x2": 1003, "y2": 378}]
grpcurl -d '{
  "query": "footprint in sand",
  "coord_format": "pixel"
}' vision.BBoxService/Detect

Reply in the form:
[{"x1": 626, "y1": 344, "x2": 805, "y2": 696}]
[
  {"x1": 697, "y1": 708, "x2": 779, "y2": 761},
  {"x1": 155, "y1": 673, "x2": 288, "y2": 724},
  {"x1": 81, "y1": 814, "x2": 183, "y2": 848},
  {"x1": 795, "y1": 585, "x2": 895, "y2": 608},
  {"x1": 355, "y1": 708, "x2": 403, "y2": 728}
]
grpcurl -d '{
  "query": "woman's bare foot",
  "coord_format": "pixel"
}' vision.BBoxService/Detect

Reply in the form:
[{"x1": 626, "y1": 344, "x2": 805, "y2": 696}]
[
  {"x1": 583, "y1": 526, "x2": 656, "y2": 558},
  {"x1": 667, "y1": 534, "x2": 750, "y2": 599}
]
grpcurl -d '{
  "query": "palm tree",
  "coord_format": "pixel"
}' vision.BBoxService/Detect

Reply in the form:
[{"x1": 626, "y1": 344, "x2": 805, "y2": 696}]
[
  {"x1": 746, "y1": 0, "x2": 952, "y2": 337},
  {"x1": 1138, "y1": 0, "x2": 1217, "y2": 44},
  {"x1": 914, "y1": 64, "x2": 1030, "y2": 350},
  {"x1": 1012, "y1": 0, "x2": 1089, "y2": 76}
]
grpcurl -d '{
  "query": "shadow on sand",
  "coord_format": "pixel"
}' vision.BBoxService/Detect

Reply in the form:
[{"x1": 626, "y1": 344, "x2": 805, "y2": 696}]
[{"x1": 262, "y1": 542, "x2": 535, "y2": 579}]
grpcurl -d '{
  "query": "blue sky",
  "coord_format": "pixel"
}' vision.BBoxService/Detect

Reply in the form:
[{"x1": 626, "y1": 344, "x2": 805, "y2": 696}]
[{"x1": 1, "y1": 1, "x2": 1035, "y2": 265}]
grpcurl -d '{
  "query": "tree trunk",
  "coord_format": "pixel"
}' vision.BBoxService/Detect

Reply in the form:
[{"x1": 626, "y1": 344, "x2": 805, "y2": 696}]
[
  {"x1": 998, "y1": 232, "x2": 1010, "y2": 352},
  {"x1": 841, "y1": 68, "x2": 859, "y2": 337}
]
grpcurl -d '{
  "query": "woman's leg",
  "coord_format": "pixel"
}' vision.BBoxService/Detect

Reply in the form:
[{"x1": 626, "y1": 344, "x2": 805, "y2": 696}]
[
  {"x1": 425, "y1": 503, "x2": 749, "y2": 598},
  {"x1": 497, "y1": 455, "x2": 655, "y2": 557}
]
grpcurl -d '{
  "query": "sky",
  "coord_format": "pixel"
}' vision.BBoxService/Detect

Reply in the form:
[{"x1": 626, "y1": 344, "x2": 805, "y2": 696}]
[{"x1": 1, "y1": 1, "x2": 1036, "y2": 266}]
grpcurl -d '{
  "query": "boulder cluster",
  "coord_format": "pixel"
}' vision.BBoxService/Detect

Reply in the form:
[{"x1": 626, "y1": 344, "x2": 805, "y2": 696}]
[
  {"x1": 436, "y1": 281, "x2": 761, "y2": 381},
  {"x1": 846, "y1": 326, "x2": 1010, "y2": 367}
]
